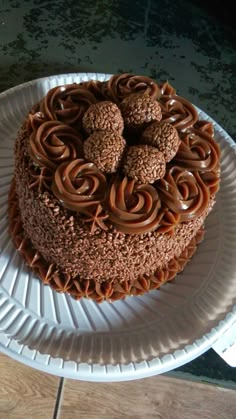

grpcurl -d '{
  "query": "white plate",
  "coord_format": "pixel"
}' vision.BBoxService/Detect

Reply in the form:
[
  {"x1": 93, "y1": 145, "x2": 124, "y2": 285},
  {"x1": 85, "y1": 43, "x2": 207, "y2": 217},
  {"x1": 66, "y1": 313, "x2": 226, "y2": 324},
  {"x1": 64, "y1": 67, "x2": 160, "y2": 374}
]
[{"x1": 0, "y1": 73, "x2": 236, "y2": 382}]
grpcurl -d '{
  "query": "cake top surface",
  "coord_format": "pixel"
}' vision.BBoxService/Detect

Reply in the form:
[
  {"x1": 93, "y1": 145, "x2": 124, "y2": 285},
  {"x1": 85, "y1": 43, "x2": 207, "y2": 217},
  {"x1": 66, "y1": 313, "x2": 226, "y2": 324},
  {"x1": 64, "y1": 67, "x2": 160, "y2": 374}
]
[{"x1": 26, "y1": 73, "x2": 221, "y2": 235}]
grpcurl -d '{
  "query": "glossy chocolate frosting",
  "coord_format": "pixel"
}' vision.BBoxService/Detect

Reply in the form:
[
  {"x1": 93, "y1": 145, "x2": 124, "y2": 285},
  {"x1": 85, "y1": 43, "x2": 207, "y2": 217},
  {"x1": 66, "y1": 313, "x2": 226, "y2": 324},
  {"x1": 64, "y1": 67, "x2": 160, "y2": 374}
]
[
  {"x1": 108, "y1": 177, "x2": 162, "y2": 234},
  {"x1": 40, "y1": 84, "x2": 97, "y2": 126},
  {"x1": 158, "y1": 167, "x2": 210, "y2": 221},
  {"x1": 173, "y1": 128, "x2": 220, "y2": 171},
  {"x1": 52, "y1": 158, "x2": 107, "y2": 212},
  {"x1": 26, "y1": 74, "x2": 220, "y2": 235},
  {"x1": 103, "y1": 73, "x2": 161, "y2": 103},
  {"x1": 29, "y1": 120, "x2": 83, "y2": 170},
  {"x1": 160, "y1": 95, "x2": 199, "y2": 130},
  {"x1": 10, "y1": 73, "x2": 221, "y2": 298},
  {"x1": 8, "y1": 179, "x2": 205, "y2": 302}
]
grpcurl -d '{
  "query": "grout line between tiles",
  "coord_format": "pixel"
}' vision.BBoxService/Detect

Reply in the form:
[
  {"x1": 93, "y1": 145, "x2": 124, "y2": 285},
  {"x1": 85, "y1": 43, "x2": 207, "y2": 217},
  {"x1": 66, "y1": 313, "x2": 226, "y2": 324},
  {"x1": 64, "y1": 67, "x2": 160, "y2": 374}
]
[{"x1": 52, "y1": 377, "x2": 65, "y2": 419}]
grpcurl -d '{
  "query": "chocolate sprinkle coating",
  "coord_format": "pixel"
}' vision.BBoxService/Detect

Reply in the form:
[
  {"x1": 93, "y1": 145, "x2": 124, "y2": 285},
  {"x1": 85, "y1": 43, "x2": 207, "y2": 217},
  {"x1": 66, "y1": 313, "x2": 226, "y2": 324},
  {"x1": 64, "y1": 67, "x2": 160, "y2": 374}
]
[
  {"x1": 9, "y1": 74, "x2": 221, "y2": 302},
  {"x1": 82, "y1": 101, "x2": 124, "y2": 135},
  {"x1": 12, "y1": 148, "x2": 213, "y2": 284},
  {"x1": 120, "y1": 92, "x2": 162, "y2": 131},
  {"x1": 142, "y1": 121, "x2": 180, "y2": 162},
  {"x1": 84, "y1": 131, "x2": 126, "y2": 173},
  {"x1": 8, "y1": 180, "x2": 205, "y2": 302},
  {"x1": 123, "y1": 145, "x2": 166, "y2": 183}
]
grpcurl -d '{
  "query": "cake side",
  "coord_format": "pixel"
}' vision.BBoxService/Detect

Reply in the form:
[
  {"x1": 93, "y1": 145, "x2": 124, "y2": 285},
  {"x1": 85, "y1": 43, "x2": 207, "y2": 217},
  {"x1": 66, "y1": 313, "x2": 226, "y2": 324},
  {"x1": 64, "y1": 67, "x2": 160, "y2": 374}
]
[
  {"x1": 14, "y1": 122, "x2": 215, "y2": 283},
  {"x1": 8, "y1": 179, "x2": 205, "y2": 302},
  {"x1": 9, "y1": 73, "x2": 221, "y2": 300}
]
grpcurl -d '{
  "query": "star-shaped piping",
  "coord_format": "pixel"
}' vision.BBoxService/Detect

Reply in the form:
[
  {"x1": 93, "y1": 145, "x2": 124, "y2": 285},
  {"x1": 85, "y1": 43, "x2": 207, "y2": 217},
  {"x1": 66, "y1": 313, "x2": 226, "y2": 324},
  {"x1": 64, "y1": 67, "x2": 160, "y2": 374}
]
[
  {"x1": 83, "y1": 204, "x2": 109, "y2": 234},
  {"x1": 29, "y1": 166, "x2": 53, "y2": 193}
]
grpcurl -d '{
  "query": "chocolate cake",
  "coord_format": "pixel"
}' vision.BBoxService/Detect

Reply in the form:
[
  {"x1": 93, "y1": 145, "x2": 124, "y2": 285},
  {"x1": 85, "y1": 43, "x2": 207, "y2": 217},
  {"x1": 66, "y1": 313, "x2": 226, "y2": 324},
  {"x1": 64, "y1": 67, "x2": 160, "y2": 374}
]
[{"x1": 8, "y1": 73, "x2": 221, "y2": 302}]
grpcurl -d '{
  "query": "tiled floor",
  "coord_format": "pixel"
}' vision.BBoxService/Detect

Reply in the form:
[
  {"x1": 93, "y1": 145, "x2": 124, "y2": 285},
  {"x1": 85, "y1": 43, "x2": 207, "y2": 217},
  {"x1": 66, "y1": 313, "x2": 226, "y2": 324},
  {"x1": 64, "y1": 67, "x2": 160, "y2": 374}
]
[{"x1": 1, "y1": 353, "x2": 236, "y2": 419}]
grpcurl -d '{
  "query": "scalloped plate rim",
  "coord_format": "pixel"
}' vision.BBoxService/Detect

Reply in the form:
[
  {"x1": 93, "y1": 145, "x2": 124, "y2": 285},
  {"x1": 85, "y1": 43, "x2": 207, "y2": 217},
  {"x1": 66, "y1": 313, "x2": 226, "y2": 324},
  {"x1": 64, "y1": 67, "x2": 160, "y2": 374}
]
[{"x1": 0, "y1": 72, "x2": 236, "y2": 381}]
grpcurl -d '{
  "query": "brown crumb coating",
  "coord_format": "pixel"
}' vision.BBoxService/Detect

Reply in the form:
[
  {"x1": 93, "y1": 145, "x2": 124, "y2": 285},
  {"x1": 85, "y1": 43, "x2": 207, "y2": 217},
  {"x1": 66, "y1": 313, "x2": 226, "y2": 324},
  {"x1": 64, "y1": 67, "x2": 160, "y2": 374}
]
[
  {"x1": 84, "y1": 130, "x2": 126, "y2": 173},
  {"x1": 142, "y1": 121, "x2": 180, "y2": 162},
  {"x1": 120, "y1": 93, "x2": 162, "y2": 131},
  {"x1": 8, "y1": 182, "x2": 205, "y2": 302},
  {"x1": 11, "y1": 74, "x2": 220, "y2": 300},
  {"x1": 122, "y1": 144, "x2": 166, "y2": 183},
  {"x1": 13, "y1": 124, "x2": 215, "y2": 286},
  {"x1": 82, "y1": 101, "x2": 124, "y2": 135}
]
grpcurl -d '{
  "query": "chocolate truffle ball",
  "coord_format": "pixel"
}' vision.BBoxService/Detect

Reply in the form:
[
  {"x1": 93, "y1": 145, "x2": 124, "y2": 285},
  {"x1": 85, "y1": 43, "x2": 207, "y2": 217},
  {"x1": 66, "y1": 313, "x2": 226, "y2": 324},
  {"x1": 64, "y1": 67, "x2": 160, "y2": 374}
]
[
  {"x1": 84, "y1": 131, "x2": 126, "y2": 173},
  {"x1": 82, "y1": 101, "x2": 124, "y2": 135},
  {"x1": 142, "y1": 121, "x2": 180, "y2": 162},
  {"x1": 122, "y1": 144, "x2": 166, "y2": 184},
  {"x1": 120, "y1": 93, "x2": 162, "y2": 132}
]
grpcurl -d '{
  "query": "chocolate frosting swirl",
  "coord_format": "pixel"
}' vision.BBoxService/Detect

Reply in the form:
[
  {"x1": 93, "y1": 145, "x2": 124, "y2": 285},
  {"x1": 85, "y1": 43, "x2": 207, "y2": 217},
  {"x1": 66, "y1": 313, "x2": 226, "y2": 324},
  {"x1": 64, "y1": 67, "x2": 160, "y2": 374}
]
[
  {"x1": 159, "y1": 81, "x2": 176, "y2": 96},
  {"x1": 8, "y1": 179, "x2": 205, "y2": 302},
  {"x1": 25, "y1": 74, "x2": 221, "y2": 236},
  {"x1": 194, "y1": 120, "x2": 214, "y2": 137},
  {"x1": 158, "y1": 166, "x2": 210, "y2": 221},
  {"x1": 29, "y1": 121, "x2": 83, "y2": 170},
  {"x1": 52, "y1": 159, "x2": 107, "y2": 212},
  {"x1": 79, "y1": 79, "x2": 106, "y2": 100},
  {"x1": 173, "y1": 129, "x2": 220, "y2": 172},
  {"x1": 200, "y1": 168, "x2": 220, "y2": 196},
  {"x1": 27, "y1": 110, "x2": 46, "y2": 133},
  {"x1": 103, "y1": 73, "x2": 161, "y2": 103},
  {"x1": 107, "y1": 176, "x2": 162, "y2": 234},
  {"x1": 40, "y1": 84, "x2": 97, "y2": 126},
  {"x1": 159, "y1": 95, "x2": 198, "y2": 131}
]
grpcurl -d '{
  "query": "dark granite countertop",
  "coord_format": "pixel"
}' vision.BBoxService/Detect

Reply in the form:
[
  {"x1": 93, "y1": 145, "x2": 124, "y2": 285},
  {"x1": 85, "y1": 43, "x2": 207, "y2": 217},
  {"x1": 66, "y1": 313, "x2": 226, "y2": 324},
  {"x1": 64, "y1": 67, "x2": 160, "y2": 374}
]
[{"x1": 0, "y1": 0, "x2": 236, "y2": 385}]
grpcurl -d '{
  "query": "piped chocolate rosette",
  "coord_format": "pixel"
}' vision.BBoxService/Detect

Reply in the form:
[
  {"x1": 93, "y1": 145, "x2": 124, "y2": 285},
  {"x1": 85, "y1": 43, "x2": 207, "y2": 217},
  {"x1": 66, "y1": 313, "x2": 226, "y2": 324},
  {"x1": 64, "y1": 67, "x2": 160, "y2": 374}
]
[
  {"x1": 107, "y1": 177, "x2": 162, "y2": 234},
  {"x1": 28, "y1": 84, "x2": 97, "y2": 130},
  {"x1": 102, "y1": 73, "x2": 161, "y2": 103},
  {"x1": 52, "y1": 159, "x2": 107, "y2": 212},
  {"x1": 9, "y1": 73, "x2": 221, "y2": 302}
]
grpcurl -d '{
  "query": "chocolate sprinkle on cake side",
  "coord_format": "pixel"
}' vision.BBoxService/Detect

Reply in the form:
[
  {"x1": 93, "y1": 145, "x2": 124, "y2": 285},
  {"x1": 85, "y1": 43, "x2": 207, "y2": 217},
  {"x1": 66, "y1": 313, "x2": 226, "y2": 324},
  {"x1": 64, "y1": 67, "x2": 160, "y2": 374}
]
[{"x1": 9, "y1": 73, "x2": 221, "y2": 302}]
